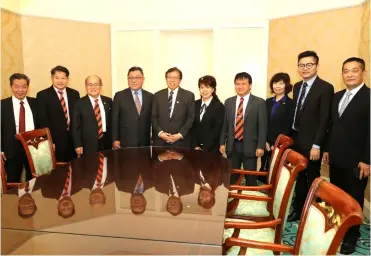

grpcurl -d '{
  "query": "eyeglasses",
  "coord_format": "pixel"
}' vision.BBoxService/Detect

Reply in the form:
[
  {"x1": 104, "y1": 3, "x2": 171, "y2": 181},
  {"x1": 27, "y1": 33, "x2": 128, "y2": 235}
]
[
  {"x1": 166, "y1": 76, "x2": 180, "y2": 80},
  {"x1": 298, "y1": 63, "x2": 317, "y2": 69},
  {"x1": 128, "y1": 76, "x2": 143, "y2": 80},
  {"x1": 86, "y1": 84, "x2": 102, "y2": 87}
]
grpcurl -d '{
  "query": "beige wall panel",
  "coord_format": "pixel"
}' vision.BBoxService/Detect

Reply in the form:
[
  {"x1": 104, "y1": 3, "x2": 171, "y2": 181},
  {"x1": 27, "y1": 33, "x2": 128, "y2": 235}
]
[
  {"x1": 267, "y1": 6, "x2": 362, "y2": 97},
  {"x1": 21, "y1": 16, "x2": 112, "y2": 97},
  {"x1": 1, "y1": 9, "x2": 24, "y2": 99}
]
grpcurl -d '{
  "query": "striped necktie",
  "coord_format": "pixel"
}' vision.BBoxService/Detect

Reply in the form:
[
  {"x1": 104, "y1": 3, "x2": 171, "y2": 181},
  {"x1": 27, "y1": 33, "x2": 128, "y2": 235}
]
[
  {"x1": 94, "y1": 99, "x2": 104, "y2": 139},
  {"x1": 168, "y1": 91, "x2": 174, "y2": 118},
  {"x1": 339, "y1": 91, "x2": 352, "y2": 117},
  {"x1": 58, "y1": 91, "x2": 70, "y2": 131},
  {"x1": 234, "y1": 97, "x2": 244, "y2": 141},
  {"x1": 96, "y1": 153, "x2": 104, "y2": 188}
]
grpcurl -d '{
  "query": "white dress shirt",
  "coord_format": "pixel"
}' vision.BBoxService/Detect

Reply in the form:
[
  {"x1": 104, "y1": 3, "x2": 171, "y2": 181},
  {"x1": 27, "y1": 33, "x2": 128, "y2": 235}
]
[
  {"x1": 12, "y1": 96, "x2": 35, "y2": 133},
  {"x1": 235, "y1": 93, "x2": 250, "y2": 126},
  {"x1": 168, "y1": 87, "x2": 179, "y2": 118},
  {"x1": 88, "y1": 95, "x2": 107, "y2": 132},
  {"x1": 169, "y1": 174, "x2": 179, "y2": 197},
  {"x1": 92, "y1": 157, "x2": 108, "y2": 190},
  {"x1": 53, "y1": 86, "x2": 70, "y2": 121},
  {"x1": 338, "y1": 83, "x2": 364, "y2": 113},
  {"x1": 18, "y1": 179, "x2": 36, "y2": 198},
  {"x1": 200, "y1": 97, "x2": 213, "y2": 121}
]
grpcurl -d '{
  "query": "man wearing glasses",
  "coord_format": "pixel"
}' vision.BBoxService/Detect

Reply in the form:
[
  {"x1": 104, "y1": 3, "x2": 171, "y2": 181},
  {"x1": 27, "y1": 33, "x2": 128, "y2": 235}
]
[
  {"x1": 287, "y1": 51, "x2": 334, "y2": 221},
  {"x1": 72, "y1": 75, "x2": 112, "y2": 156},
  {"x1": 152, "y1": 67, "x2": 195, "y2": 147},
  {"x1": 112, "y1": 66, "x2": 153, "y2": 149}
]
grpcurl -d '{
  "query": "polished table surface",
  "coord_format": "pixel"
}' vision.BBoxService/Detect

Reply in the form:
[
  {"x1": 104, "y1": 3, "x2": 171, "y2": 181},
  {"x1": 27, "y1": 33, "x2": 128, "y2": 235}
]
[{"x1": 2, "y1": 147, "x2": 231, "y2": 255}]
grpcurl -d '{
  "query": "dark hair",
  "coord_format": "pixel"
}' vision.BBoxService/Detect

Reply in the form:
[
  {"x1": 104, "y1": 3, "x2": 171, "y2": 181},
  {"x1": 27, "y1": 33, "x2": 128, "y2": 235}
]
[
  {"x1": 269, "y1": 72, "x2": 293, "y2": 94},
  {"x1": 127, "y1": 66, "x2": 144, "y2": 76},
  {"x1": 234, "y1": 72, "x2": 252, "y2": 84},
  {"x1": 10, "y1": 73, "x2": 30, "y2": 86},
  {"x1": 85, "y1": 75, "x2": 102, "y2": 86},
  {"x1": 51, "y1": 65, "x2": 70, "y2": 77},
  {"x1": 342, "y1": 57, "x2": 366, "y2": 71},
  {"x1": 298, "y1": 51, "x2": 319, "y2": 64},
  {"x1": 165, "y1": 67, "x2": 183, "y2": 80},
  {"x1": 198, "y1": 75, "x2": 219, "y2": 100}
]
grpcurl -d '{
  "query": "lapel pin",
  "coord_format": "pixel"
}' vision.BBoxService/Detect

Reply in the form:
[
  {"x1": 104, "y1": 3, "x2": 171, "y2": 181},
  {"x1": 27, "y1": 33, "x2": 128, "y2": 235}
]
[{"x1": 176, "y1": 101, "x2": 179, "y2": 103}]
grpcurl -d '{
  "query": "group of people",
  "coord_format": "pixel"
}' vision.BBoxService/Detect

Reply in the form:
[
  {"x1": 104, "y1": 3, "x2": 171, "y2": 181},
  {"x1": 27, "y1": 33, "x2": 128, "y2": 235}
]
[{"x1": 1, "y1": 50, "x2": 369, "y2": 254}]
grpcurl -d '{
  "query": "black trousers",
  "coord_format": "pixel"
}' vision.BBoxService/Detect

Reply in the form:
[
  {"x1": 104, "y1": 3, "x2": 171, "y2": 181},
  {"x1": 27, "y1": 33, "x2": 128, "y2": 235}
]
[
  {"x1": 258, "y1": 150, "x2": 271, "y2": 184},
  {"x1": 291, "y1": 130, "x2": 322, "y2": 215},
  {"x1": 330, "y1": 163, "x2": 368, "y2": 243},
  {"x1": 98, "y1": 132, "x2": 112, "y2": 151},
  {"x1": 228, "y1": 139, "x2": 257, "y2": 186},
  {"x1": 55, "y1": 133, "x2": 76, "y2": 162},
  {"x1": 4, "y1": 150, "x2": 32, "y2": 183}
]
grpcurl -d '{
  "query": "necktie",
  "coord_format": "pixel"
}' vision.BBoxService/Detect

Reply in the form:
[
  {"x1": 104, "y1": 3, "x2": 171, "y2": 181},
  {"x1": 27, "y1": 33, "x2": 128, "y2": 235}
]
[
  {"x1": 169, "y1": 175, "x2": 175, "y2": 196},
  {"x1": 168, "y1": 91, "x2": 174, "y2": 118},
  {"x1": 200, "y1": 170, "x2": 206, "y2": 185},
  {"x1": 293, "y1": 82, "x2": 308, "y2": 130},
  {"x1": 234, "y1": 97, "x2": 244, "y2": 141},
  {"x1": 339, "y1": 91, "x2": 352, "y2": 117},
  {"x1": 134, "y1": 91, "x2": 141, "y2": 115},
  {"x1": 58, "y1": 91, "x2": 70, "y2": 131},
  {"x1": 19, "y1": 101, "x2": 25, "y2": 133},
  {"x1": 134, "y1": 175, "x2": 143, "y2": 193},
  {"x1": 25, "y1": 182, "x2": 30, "y2": 193},
  {"x1": 94, "y1": 99, "x2": 104, "y2": 139},
  {"x1": 96, "y1": 153, "x2": 104, "y2": 188},
  {"x1": 62, "y1": 166, "x2": 72, "y2": 197},
  {"x1": 200, "y1": 104, "x2": 206, "y2": 121}
]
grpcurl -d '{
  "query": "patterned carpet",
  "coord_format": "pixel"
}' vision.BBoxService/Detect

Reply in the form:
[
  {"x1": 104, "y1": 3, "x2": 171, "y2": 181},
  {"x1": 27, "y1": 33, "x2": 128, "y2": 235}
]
[{"x1": 283, "y1": 218, "x2": 371, "y2": 255}]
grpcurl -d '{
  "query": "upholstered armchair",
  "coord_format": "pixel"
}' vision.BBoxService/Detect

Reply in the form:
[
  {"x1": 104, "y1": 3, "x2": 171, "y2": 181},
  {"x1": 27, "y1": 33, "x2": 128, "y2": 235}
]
[
  {"x1": 223, "y1": 177, "x2": 363, "y2": 255},
  {"x1": 227, "y1": 134, "x2": 294, "y2": 220}
]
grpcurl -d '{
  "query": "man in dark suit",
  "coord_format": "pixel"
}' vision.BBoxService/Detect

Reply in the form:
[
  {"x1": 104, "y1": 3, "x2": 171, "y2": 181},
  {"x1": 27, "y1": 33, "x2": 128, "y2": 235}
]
[
  {"x1": 72, "y1": 75, "x2": 112, "y2": 156},
  {"x1": 219, "y1": 72, "x2": 267, "y2": 185},
  {"x1": 288, "y1": 51, "x2": 334, "y2": 221},
  {"x1": 112, "y1": 67, "x2": 153, "y2": 149},
  {"x1": 1, "y1": 73, "x2": 37, "y2": 182},
  {"x1": 152, "y1": 67, "x2": 195, "y2": 147},
  {"x1": 323, "y1": 57, "x2": 370, "y2": 254},
  {"x1": 36, "y1": 65, "x2": 80, "y2": 162}
]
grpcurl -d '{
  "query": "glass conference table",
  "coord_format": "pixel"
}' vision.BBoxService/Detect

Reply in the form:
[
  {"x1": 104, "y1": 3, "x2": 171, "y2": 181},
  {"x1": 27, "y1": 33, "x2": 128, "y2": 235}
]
[{"x1": 2, "y1": 147, "x2": 231, "y2": 255}]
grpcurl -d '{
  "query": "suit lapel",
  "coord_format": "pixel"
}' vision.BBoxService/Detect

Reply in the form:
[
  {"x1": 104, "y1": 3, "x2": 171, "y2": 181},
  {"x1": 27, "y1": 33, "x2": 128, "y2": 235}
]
[
  {"x1": 140, "y1": 91, "x2": 147, "y2": 116},
  {"x1": 340, "y1": 85, "x2": 367, "y2": 118},
  {"x1": 301, "y1": 77, "x2": 321, "y2": 112},
  {"x1": 171, "y1": 88, "x2": 182, "y2": 119},
  {"x1": 126, "y1": 89, "x2": 140, "y2": 116},
  {"x1": 83, "y1": 96, "x2": 96, "y2": 121},
  {"x1": 101, "y1": 96, "x2": 110, "y2": 114},
  {"x1": 230, "y1": 96, "x2": 237, "y2": 124},
  {"x1": 26, "y1": 97, "x2": 38, "y2": 125},
  {"x1": 201, "y1": 98, "x2": 215, "y2": 123},
  {"x1": 195, "y1": 100, "x2": 201, "y2": 123},
  {"x1": 49, "y1": 86, "x2": 65, "y2": 116},
  {"x1": 244, "y1": 95, "x2": 254, "y2": 120},
  {"x1": 7, "y1": 98, "x2": 17, "y2": 134},
  {"x1": 66, "y1": 88, "x2": 75, "y2": 115}
]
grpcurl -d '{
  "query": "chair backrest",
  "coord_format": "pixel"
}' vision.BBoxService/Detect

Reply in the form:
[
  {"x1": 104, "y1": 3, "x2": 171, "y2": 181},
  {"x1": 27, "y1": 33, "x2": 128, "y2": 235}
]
[
  {"x1": 270, "y1": 149, "x2": 308, "y2": 243},
  {"x1": 15, "y1": 128, "x2": 56, "y2": 177},
  {"x1": 295, "y1": 177, "x2": 363, "y2": 255},
  {"x1": 1, "y1": 157, "x2": 7, "y2": 193},
  {"x1": 267, "y1": 134, "x2": 294, "y2": 185}
]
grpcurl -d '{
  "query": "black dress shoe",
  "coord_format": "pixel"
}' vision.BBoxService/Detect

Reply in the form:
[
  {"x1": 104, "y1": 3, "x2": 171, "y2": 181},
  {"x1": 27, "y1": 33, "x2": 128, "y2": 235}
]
[
  {"x1": 340, "y1": 240, "x2": 357, "y2": 255},
  {"x1": 287, "y1": 211, "x2": 300, "y2": 222}
]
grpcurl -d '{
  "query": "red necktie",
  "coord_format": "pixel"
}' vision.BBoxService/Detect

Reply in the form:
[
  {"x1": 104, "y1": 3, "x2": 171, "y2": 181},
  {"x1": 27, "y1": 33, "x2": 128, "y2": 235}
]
[
  {"x1": 58, "y1": 91, "x2": 70, "y2": 131},
  {"x1": 19, "y1": 101, "x2": 25, "y2": 133},
  {"x1": 234, "y1": 97, "x2": 244, "y2": 141},
  {"x1": 94, "y1": 99, "x2": 104, "y2": 139},
  {"x1": 96, "y1": 153, "x2": 104, "y2": 187}
]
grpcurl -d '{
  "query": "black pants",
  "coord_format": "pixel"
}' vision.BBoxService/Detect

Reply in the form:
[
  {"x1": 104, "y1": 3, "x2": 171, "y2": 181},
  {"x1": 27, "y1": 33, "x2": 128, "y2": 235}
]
[
  {"x1": 4, "y1": 150, "x2": 32, "y2": 182},
  {"x1": 55, "y1": 134, "x2": 76, "y2": 162},
  {"x1": 330, "y1": 163, "x2": 368, "y2": 243},
  {"x1": 258, "y1": 150, "x2": 271, "y2": 184},
  {"x1": 228, "y1": 139, "x2": 257, "y2": 185},
  {"x1": 98, "y1": 132, "x2": 112, "y2": 151}
]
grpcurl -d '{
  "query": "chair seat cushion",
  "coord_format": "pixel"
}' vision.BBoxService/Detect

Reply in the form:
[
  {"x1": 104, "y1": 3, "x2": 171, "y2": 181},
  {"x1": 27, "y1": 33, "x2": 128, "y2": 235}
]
[
  {"x1": 28, "y1": 140, "x2": 53, "y2": 176},
  {"x1": 224, "y1": 218, "x2": 275, "y2": 255},
  {"x1": 229, "y1": 190, "x2": 269, "y2": 217}
]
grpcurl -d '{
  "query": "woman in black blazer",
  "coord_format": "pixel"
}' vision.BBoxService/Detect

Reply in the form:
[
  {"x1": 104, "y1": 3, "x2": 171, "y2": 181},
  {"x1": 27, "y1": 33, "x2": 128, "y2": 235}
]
[
  {"x1": 191, "y1": 75, "x2": 224, "y2": 153},
  {"x1": 260, "y1": 73, "x2": 295, "y2": 172}
]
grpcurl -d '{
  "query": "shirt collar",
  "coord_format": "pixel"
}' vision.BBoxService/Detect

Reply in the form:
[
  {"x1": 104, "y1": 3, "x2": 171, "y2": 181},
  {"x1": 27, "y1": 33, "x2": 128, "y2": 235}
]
[
  {"x1": 303, "y1": 75, "x2": 317, "y2": 87},
  {"x1": 238, "y1": 93, "x2": 250, "y2": 101},
  {"x1": 131, "y1": 89, "x2": 142, "y2": 95},
  {"x1": 53, "y1": 86, "x2": 66, "y2": 94},
  {"x1": 201, "y1": 97, "x2": 213, "y2": 106},
  {"x1": 168, "y1": 87, "x2": 179, "y2": 95},
  {"x1": 88, "y1": 94, "x2": 101, "y2": 103},
  {"x1": 346, "y1": 82, "x2": 364, "y2": 95},
  {"x1": 272, "y1": 94, "x2": 287, "y2": 103},
  {"x1": 12, "y1": 96, "x2": 27, "y2": 105}
]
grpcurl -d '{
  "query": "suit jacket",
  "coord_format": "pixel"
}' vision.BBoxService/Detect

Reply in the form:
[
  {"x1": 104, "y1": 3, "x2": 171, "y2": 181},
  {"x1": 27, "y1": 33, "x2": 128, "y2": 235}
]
[
  {"x1": 325, "y1": 85, "x2": 370, "y2": 168},
  {"x1": 112, "y1": 88, "x2": 153, "y2": 147},
  {"x1": 292, "y1": 77, "x2": 334, "y2": 151},
  {"x1": 220, "y1": 94, "x2": 267, "y2": 157},
  {"x1": 152, "y1": 87, "x2": 195, "y2": 147},
  {"x1": 72, "y1": 95, "x2": 112, "y2": 154},
  {"x1": 36, "y1": 86, "x2": 80, "y2": 157},
  {"x1": 1, "y1": 97, "x2": 37, "y2": 159},
  {"x1": 191, "y1": 98, "x2": 225, "y2": 152},
  {"x1": 266, "y1": 96, "x2": 295, "y2": 145}
]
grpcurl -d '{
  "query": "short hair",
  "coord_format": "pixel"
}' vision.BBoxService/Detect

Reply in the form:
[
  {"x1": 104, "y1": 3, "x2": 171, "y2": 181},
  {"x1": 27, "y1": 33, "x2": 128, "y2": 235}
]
[
  {"x1": 127, "y1": 66, "x2": 144, "y2": 76},
  {"x1": 51, "y1": 65, "x2": 70, "y2": 77},
  {"x1": 234, "y1": 72, "x2": 252, "y2": 84},
  {"x1": 198, "y1": 75, "x2": 218, "y2": 99},
  {"x1": 10, "y1": 73, "x2": 30, "y2": 86},
  {"x1": 269, "y1": 72, "x2": 293, "y2": 94},
  {"x1": 298, "y1": 51, "x2": 319, "y2": 64},
  {"x1": 85, "y1": 75, "x2": 103, "y2": 86},
  {"x1": 342, "y1": 57, "x2": 366, "y2": 71},
  {"x1": 165, "y1": 67, "x2": 183, "y2": 80}
]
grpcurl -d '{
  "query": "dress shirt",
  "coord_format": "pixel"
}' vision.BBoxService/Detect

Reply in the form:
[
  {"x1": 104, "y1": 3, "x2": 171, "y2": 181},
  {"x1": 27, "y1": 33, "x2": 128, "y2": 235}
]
[
  {"x1": 12, "y1": 96, "x2": 35, "y2": 133},
  {"x1": 54, "y1": 86, "x2": 70, "y2": 121},
  {"x1": 88, "y1": 95, "x2": 107, "y2": 132},
  {"x1": 338, "y1": 83, "x2": 364, "y2": 113},
  {"x1": 234, "y1": 93, "x2": 250, "y2": 127}
]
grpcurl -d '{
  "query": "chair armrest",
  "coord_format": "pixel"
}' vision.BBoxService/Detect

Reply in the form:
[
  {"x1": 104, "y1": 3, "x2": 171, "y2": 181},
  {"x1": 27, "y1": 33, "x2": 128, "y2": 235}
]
[
  {"x1": 56, "y1": 162, "x2": 69, "y2": 166},
  {"x1": 7, "y1": 183, "x2": 22, "y2": 188},
  {"x1": 225, "y1": 218, "x2": 281, "y2": 229},
  {"x1": 229, "y1": 184, "x2": 272, "y2": 191},
  {"x1": 232, "y1": 169, "x2": 268, "y2": 176},
  {"x1": 228, "y1": 192, "x2": 272, "y2": 202},
  {"x1": 225, "y1": 237, "x2": 294, "y2": 254}
]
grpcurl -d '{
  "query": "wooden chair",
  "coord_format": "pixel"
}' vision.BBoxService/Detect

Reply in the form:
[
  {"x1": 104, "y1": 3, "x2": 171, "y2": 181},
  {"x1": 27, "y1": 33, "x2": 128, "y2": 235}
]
[
  {"x1": 15, "y1": 128, "x2": 67, "y2": 178},
  {"x1": 223, "y1": 177, "x2": 364, "y2": 255},
  {"x1": 227, "y1": 134, "x2": 294, "y2": 220},
  {"x1": 1, "y1": 157, "x2": 22, "y2": 193},
  {"x1": 223, "y1": 149, "x2": 307, "y2": 255}
]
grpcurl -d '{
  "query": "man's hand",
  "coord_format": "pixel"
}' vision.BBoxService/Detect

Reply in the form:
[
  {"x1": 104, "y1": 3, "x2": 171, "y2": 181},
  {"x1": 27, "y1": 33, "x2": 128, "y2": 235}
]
[
  {"x1": 168, "y1": 133, "x2": 182, "y2": 143},
  {"x1": 195, "y1": 147, "x2": 201, "y2": 150},
  {"x1": 256, "y1": 148, "x2": 264, "y2": 157},
  {"x1": 359, "y1": 162, "x2": 370, "y2": 179},
  {"x1": 322, "y1": 152, "x2": 330, "y2": 165},
  {"x1": 265, "y1": 142, "x2": 270, "y2": 151},
  {"x1": 113, "y1": 140, "x2": 121, "y2": 149},
  {"x1": 53, "y1": 144, "x2": 56, "y2": 151},
  {"x1": 310, "y1": 147, "x2": 320, "y2": 161},
  {"x1": 75, "y1": 147, "x2": 83, "y2": 156},
  {"x1": 219, "y1": 145, "x2": 226, "y2": 155},
  {"x1": 1, "y1": 152, "x2": 6, "y2": 161},
  {"x1": 159, "y1": 132, "x2": 172, "y2": 143}
]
